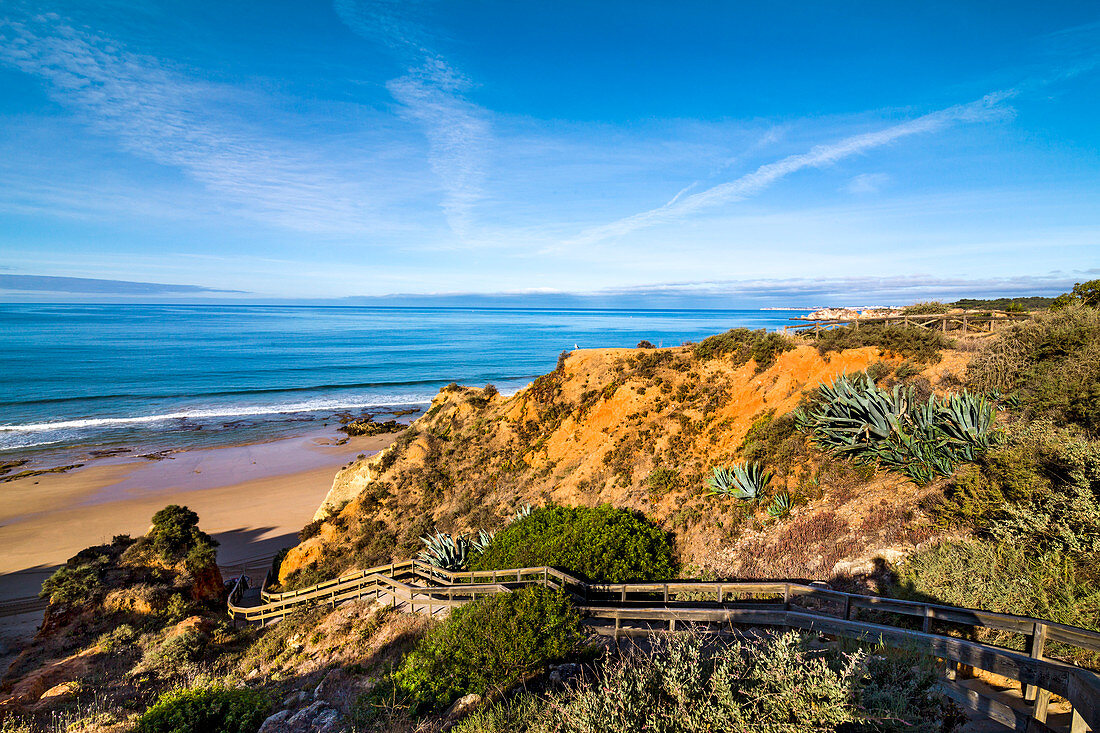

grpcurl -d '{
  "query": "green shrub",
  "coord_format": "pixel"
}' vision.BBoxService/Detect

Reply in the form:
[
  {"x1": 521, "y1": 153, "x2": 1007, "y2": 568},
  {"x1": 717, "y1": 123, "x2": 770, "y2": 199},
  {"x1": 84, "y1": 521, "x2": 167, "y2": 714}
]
[
  {"x1": 968, "y1": 305, "x2": 1100, "y2": 431},
  {"x1": 149, "y1": 505, "x2": 218, "y2": 565},
  {"x1": 394, "y1": 586, "x2": 582, "y2": 710},
  {"x1": 813, "y1": 323, "x2": 953, "y2": 363},
  {"x1": 645, "y1": 466, "x2": 680, "y2": 494},
  {"x1": 39, "y1": 558, "x2": 106, "y2": 606},
  {"x1": 893, "y1": 539, "x2": 1100, "y2": 665},
  {"x1": 539, "y1": 631, "x2": 951, "y2": 733},
  {"x1": 930, "y1": 420, "x2": 1100, "y2": 556},
  {"x1": 471, "y1": 504, "x2": 676, "y2": 582},
  {"x1": 903, "y1": 301, "x2": 949, "y2": 315},
  {"x1": 136, "y1": 685, "x2": 270, "y2": 733},
  {"x1": 145, "y1": 630, "x2": 208, "y2": 676},
  {"x1": 693, "y1": 328, "x2": 793, "y2": 371}
]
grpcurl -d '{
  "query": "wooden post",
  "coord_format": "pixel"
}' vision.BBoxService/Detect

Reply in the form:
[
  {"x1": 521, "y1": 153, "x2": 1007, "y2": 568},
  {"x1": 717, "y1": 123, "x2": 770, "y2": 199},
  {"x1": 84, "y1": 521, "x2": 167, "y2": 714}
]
[
  {"x1": 1025, "y1": 622, "x2": 1047, "y2": 701},
  {"x1": 783, "y1": 583, "x2": 790, "y2": 610},
  {"x1": 717, "y1": 584, "x2": 723, "y2": 604},
  {"x1": 1034, "y1": 690, "x2": 1052, "y2": 723},
  {"x1": 942, "y1": 316, "x2": 948, "y2": 333},
  {"x1": 668, "y1": 618, "x2": 675, "y2": 632},
  {"x1": 922, "y1": 606, "x2": 932, "y2": 634},
  {"x1": 664, "y1": 584, "x2": 669, "y2": 605},
  {"x1": 614, "y1": 616, "x2": 621, "y2": 644},
  {"x1": 621, "y1": 586, "x2": 627, "y2": 603},
  {"x1": 492, "y1": 570, "x2": 498, "y2": 583},
  {"x1": 962, "y1": 314, "x2": 968, "y2": 333},
  {"x1": 843, "y1": 596, "x2": 852, "y2": 620}
]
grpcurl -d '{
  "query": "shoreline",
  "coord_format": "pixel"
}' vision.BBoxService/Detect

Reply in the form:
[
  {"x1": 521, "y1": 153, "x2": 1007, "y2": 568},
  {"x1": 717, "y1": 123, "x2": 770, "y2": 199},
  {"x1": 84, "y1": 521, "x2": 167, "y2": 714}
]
[{"x1": 0, "y1": 428, "x2": 399, "y2": 601}]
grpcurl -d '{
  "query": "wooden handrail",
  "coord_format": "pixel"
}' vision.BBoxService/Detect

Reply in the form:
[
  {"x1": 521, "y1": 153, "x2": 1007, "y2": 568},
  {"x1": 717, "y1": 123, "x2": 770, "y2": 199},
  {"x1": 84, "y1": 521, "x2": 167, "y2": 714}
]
[{"x1": 229, "y1": 561, "x2": 1100, "y2": 730}]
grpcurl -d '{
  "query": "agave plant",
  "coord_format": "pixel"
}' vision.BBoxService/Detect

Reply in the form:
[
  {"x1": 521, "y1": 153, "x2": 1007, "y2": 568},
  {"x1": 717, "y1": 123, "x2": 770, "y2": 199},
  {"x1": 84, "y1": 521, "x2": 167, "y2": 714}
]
[
  {"x1": 471, "y1": 528, "x2": 495, "y2": 554},
  {"x1": 706, "y1": 462, "x2": 771, "y2": 501},
  {"x1": 417, "y1": 531, "x2": 472, "y2": 571},
  {"x1": 798, "y1": 373, "x2": 998, "y2": 485},
  {"x1": 938, "y1": 391, "x2": 998, "y2": 457},
  {"x1": 766, "y1": 492, "x2": 793, "y2": 519},
  {"x1": 511, "y1": 504, "x2": 533, "y2": 523}
]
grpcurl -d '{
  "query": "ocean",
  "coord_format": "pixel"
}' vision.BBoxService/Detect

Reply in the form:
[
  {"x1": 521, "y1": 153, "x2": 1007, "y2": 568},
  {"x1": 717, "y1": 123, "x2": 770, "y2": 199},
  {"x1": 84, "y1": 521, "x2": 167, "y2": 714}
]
[{"x1": 0, "y1": 304, "x2": 810, "y2": 464}]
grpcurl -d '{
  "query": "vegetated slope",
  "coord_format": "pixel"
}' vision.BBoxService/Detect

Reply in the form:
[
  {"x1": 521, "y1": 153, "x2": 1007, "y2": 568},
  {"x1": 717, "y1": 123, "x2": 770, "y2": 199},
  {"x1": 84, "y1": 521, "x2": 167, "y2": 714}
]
[{"x1": 279, "y1": 330, "x2": 970, "y2": 589}]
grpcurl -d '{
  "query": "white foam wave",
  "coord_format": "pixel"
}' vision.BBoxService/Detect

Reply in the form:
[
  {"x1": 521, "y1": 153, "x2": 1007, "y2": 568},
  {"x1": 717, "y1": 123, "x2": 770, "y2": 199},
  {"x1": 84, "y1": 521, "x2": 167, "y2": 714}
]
[{"x1": 0, "y1": 395, "x2": 434, "y2": 434}]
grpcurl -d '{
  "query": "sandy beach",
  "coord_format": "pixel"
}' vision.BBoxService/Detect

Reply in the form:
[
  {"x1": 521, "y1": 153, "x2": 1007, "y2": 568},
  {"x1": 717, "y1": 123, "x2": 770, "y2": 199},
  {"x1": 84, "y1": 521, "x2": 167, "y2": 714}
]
[{"x1": 0, "y1": 430, "x2": 397, "y2": 601}]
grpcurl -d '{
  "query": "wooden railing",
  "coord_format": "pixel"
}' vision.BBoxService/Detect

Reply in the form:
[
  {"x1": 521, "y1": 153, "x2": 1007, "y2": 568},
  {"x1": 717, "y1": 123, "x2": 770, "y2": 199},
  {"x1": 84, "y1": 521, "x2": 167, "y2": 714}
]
[
  {"x1": 783, "y1": 311, "x2": 1031, "y2": 335},
  {"x1": 229, "y1": 563, "x2": 1100, "y2": 732}
]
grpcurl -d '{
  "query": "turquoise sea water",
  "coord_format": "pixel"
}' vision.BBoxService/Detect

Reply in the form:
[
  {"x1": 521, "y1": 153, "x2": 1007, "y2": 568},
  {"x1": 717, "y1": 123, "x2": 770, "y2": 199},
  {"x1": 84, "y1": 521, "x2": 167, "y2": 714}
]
[{"x1": 0, "y1": 304, "x2": 809, "y2": 461}]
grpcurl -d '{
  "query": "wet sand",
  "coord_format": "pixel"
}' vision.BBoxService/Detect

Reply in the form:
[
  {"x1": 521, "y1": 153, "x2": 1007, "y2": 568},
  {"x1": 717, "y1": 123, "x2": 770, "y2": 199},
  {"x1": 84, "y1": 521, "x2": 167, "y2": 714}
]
[{"x1": 0, "y1": 430, "x2": 396, "y2": 598}]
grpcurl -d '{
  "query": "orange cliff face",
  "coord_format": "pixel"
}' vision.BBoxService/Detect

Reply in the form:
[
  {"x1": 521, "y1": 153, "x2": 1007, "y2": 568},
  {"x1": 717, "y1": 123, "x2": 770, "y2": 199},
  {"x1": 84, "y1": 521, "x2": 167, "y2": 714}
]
[{"x1": 278, "y1": 343, "x2": 970, "y2": 586}]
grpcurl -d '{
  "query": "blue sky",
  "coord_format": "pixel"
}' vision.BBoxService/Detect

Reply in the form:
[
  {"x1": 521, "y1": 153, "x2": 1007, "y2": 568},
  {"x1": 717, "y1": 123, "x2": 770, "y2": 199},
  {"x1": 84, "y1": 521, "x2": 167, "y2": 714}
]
[{"x1": 0, "y1": 1, "x2": 1098, "y2": 305}]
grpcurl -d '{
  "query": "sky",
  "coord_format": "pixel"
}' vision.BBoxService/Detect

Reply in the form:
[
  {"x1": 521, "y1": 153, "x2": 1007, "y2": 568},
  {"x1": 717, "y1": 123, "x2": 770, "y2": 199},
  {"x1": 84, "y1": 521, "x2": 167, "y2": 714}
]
[{"x1": 0, "y1": 1, "x2": 1098, "y2": 306}]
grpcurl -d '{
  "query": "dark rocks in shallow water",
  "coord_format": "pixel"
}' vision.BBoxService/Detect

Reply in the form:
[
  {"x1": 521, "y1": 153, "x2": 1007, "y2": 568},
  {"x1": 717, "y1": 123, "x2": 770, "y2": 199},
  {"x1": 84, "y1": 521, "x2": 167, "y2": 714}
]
[{"x1": 338, "y1": 418, "x2": 402, "y2": 437}]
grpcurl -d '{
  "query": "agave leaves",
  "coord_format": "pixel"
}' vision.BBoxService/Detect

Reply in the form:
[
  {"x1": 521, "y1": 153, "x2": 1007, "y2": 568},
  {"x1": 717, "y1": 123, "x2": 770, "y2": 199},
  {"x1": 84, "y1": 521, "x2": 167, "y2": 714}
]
[
  {"x1": 417, "y1": 531, "x2": 473, "y2": 571},
  {"x1": 707, "y1": 462, "x2": 771, "y2": 501},
  {"x1": 798, "y1": 373, "x2": 999, "y2": 484},
  {"x1": 767, "y1": 492, "x2": 793, "y2": 519}
]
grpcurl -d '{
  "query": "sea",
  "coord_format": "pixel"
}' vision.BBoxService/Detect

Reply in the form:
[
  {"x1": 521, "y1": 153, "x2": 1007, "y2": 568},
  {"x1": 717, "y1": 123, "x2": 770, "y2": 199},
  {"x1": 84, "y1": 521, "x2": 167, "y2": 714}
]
[{"x1": 0, "y1": 304, "x2": 811, "y2": 466}]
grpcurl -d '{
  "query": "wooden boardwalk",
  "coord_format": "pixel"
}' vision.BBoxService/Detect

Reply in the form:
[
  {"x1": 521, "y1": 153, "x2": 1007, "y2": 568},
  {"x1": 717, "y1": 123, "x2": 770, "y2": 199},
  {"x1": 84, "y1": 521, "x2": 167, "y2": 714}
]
[
  {"x1": 783, "y1": 311, "x2": 1031, "y2": 335},
  {"x1": 229, "y1": 560, "x2": 1100, "y2": 733}
]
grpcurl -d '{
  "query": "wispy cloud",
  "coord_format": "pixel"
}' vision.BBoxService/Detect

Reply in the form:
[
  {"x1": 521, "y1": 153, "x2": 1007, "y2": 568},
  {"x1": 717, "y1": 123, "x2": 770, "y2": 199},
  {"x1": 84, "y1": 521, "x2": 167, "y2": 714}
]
[
  {"x1": 335, "y1": 0, "x2": 490, "y2": 239},
  {"x1": 846, "y1": 172, "x2": 890, "y2": 195},
  {"x1": 0, "y1": 4, "x2": 382, "y2": 233},
  {"x1": 568, "y1": 91, "x2": 1017, "y2": 245},
  {"x1": 0, "y1": 274, "x2": 245, "y2": 295}
]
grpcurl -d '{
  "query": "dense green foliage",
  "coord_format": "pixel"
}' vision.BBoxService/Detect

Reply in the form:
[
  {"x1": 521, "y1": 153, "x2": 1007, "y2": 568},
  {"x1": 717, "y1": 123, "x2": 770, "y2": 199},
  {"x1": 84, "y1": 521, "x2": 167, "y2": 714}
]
[
  {"x1": 900, "y1": 418, "x2": 1100, "y2": 665},
  {"x1": 950, "y1": 296, "x2": 1054, "y2": 311},
  {"x1": 903, "y1": 301, "x2": 949, "y2": 314},
  {"x1": 797, "y1": 373, "x2": 997, "y2": 483},
  {"x1": 394, "y1": 587, "x2": 582, "y2": 710},
  {"x1": 693, "y1": 328, "x2": 793, "y2": 371},
  {"x1": 135, "y1": 685, "x2": 270, "y2": 733},
  {"x1": 471, "y1": 504, "x2": 676, "y2": 582},
  {"x1": 451, "y1": 632, "x2": 953, "y2": 733},
  {"x1": 968, "y1": 305, "x2": 1100, "y2": 432},
  {"x1": 930, "y1": 420, "x2": 1100, "y2": 555},
  {"x1": 812, "y1": 323, "x2": 953, "y2": 363},
  {"x1": 39, "y1": 535, "x2": 133, "y2": 606},
  {"x1": 149, "y1": 505, "x2": 219, "y2": 570}
]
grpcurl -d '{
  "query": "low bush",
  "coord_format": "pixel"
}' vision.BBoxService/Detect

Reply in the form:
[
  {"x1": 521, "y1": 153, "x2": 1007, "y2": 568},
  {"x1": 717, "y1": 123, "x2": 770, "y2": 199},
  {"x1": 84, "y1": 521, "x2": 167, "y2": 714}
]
[
  {"x1": 39, "y1": 557, "x2": 107, "y2": 606},
  {"x1": 470, "y1": 631, "x2": 952, "y2": 733},
  {"x1": 813, "y1": 323, "x2": 953, "y2": 363},
  {"x1": 394, "y1": 586, "x2": 583, "y2": 710},
  {"x1": 893, "y1": 539, "x2": 1100, "y2": 665},
  {"x1": 968, "y1": 305, "x2": 1100, "y2": 432},
  {"x1": 136, "y1": 685, "x2": 271, "y2": 733},
  {"x1": 645, "y1": 466, "x2": 680, "y2": 494},
  {"x1": 693, "y1": 328, "x2": 793, "y2": 371},
  {"x1": 928, "y1": 420, "x2": 1100, "y2": 556},
  {"x1": 148, "y1": 505, "x2": 218, "y2": 567},
  {"x1": 903, "y1": 301, "x2": 949, "y2": 315},
  {"x1": 471, "y1": 504, "x2": 676, "y2": 582}
]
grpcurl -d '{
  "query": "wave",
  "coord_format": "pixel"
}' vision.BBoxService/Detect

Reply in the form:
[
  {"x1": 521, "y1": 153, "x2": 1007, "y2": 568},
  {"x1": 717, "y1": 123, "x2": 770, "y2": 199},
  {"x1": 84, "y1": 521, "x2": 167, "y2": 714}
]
[{"x1": 0, "y1": 395, "x2": 436, "y2": 434}]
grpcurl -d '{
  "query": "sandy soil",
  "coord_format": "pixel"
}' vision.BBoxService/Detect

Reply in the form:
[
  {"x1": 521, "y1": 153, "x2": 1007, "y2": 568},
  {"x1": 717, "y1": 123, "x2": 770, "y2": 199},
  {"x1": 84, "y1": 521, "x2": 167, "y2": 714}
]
[{"x1": 0, "y1": 430, "x2": 397, "y2": 599}]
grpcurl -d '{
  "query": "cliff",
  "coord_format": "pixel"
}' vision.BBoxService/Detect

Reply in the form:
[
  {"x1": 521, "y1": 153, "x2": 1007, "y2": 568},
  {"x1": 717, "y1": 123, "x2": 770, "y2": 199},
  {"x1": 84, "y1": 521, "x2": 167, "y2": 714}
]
[{"x1": 279, "y1": 337, "x2": 972, "y2": 588}]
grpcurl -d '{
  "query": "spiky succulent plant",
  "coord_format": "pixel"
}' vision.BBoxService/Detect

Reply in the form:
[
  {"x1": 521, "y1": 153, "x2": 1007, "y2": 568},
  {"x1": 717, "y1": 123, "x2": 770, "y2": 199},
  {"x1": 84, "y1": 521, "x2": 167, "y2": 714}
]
[
  {"x1": 511, "y1": 504, "x2": 533, "y2": 522},
  {"x1": 471, "y1": 529, "x2": 495, "y2": 554},
  {"x1": 797, "y1": 373, "x2": 998, "y2": 484},
  {"x1": 417, "y1": 531, "x2": 472, "y2": 571},
  {"x1": 766, "y1": 492, "x2": 793, "y2": 519},
  {"x1": 706, "y1": 462, "x2": 771, "y2": 501}
]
